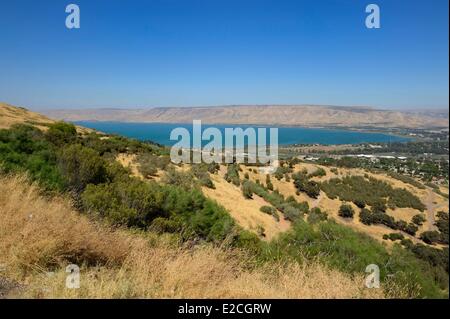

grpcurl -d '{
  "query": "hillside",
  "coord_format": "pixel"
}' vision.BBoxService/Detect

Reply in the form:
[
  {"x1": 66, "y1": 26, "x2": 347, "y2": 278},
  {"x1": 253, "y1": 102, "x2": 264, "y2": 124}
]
[
  {"x1": 42, "y1": 105, "x2": 449, "y2": 128},
  {"x1": 0, "y1": 102, "x2": 55, "y2": 131},
  {"x1": 1, "y1": 104, "x2": 448, "y2": 298},
  {"x1": 0, "y1": 102, "x2": 92, "y2": 134},
  {"x1": 0, "y1": 174, "x2": 382, "y2": 298}
]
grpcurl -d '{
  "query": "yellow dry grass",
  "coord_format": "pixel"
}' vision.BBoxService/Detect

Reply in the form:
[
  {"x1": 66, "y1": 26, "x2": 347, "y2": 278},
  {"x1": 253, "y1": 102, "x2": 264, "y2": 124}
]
[
  {"x1": 0, "y1": 174, "x2": 384, "y2": 298},
  {"x1": 115, "y1": 153, "x2": 164, "y2": 182},
  {"x1": 115, "y1": 153, "x2": 143, "y2": 179},
  {"x1": 0, "y1": 103, "x2": 54, "y2": 131},
  {"x1": 0, "y1": 102, "x2": 92, "y2": 134},
  {"x1": 202, "y1": 173, "x2": 290, "y2": 241}
]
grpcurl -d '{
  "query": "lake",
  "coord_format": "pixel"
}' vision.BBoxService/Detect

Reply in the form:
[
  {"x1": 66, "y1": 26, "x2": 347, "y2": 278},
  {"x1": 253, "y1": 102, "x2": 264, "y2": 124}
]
[{"x1": 74, "y1": 121, "x2": 410, "y2": 146}]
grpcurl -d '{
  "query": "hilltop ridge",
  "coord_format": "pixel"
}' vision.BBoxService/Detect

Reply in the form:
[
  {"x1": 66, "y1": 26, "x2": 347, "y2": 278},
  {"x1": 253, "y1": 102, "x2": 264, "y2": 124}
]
[{"x1": 41, "y1": 104, "x2": 449, "y2": 129}]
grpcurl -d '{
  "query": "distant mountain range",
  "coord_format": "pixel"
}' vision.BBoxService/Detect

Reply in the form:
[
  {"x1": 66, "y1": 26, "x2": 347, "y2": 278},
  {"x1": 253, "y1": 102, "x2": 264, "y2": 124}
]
[{"x1": 35, "y1": 104, "x2": 450, "y2": 129}]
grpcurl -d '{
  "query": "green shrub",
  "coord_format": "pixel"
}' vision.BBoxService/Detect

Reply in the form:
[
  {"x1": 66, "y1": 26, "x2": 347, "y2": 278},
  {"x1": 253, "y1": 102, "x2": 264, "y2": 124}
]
[
  {"x1": 162, "y1": 167, "x2": 197, "y2": 190},
  {"x1": 149, "y1": 217, "x2": 182, "y2": 233},
  {"x1": 320, "y1": 175, "x2": 425, "y2": 211},
  {"x1": 191, "y1": 164, "x2": 215, "y2": 189},
  {"x1": 263, "y1": 219, "x2": 446, "y2": 298},
  {"x1": 338, "y1": 204, "x2": 354, "y2": 218},
  {"x1": 259, "y1": 205, "x2": 279, "y2": 221},
  {"x1": 384, "y1": 233, "x2": 405, "y2": 241},
  {"x1": 353, "y1": 199, "x2": 366, "y2": 209},
  {"x1": 45, "y1": 122, "x2": 77, "y2": 146},
  {"x1": 224, "y1": 164, "x2": 240, "y2": 186},
  {"x1": 307, "y1": 167, "x2": 326, "y2": 178},
  {"x1": 307, "y1": 207, "x2": 328, "y2": 223},
  {"x1": 435, "y1": 211, "x2": 449, "y2": 244},
  {"x1": 242, "y1": 180, "x2": 253, "y2": 199},
  {"x1": 420, "y1": 231, "x2": 441, "y2": 245},
  {"x1": 292, "y1": 172, "x2": 320, "y2": 199},
  {"x1": 57, "y1": 144, "x2": 107, "y2": 193},
  {"x1": 0, "y1": 124, "x2": 64, "y2": 191},
  {"x1": 412, "y1": 214, "x2": 426, "y2": 226}
]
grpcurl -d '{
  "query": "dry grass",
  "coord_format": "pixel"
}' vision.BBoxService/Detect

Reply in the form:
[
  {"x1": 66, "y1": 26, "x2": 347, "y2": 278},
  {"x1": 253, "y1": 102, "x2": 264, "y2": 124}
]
[
  {"x1": 202, "y1": 171, "x2": 291, "y2": 241},
  {"x1": 0, "y1": 103, "x2": 54, "y2": 131},
  {"x1": 0, "y1": 102, "x2": 92, "y2": 134},
  {"x1": 0, "y1": 174, "x2": 384, "y2": 299}
]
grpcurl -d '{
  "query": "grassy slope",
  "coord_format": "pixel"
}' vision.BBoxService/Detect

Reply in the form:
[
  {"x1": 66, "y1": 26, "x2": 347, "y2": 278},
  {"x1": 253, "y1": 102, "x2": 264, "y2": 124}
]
[{"x1": 0, "y1": 174, "x2": 382, "y2": 298}]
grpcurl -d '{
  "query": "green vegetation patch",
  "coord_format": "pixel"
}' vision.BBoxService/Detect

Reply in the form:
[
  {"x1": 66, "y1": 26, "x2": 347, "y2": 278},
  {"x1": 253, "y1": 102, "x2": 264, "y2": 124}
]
[{"x1": 320, "y1": 175, "x2": 426, "y2": 211}]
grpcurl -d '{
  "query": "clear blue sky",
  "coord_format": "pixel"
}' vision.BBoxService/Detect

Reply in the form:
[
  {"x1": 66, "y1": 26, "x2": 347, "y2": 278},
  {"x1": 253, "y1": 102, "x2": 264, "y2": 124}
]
[{"x1": 0, "y1": 0, "x2": 448, "y2": 109}]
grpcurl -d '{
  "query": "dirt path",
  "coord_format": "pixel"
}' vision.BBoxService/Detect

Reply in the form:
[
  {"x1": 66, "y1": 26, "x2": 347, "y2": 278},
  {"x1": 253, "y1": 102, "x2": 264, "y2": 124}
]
[
  {"x1": 425, "y1": 189, "x2": 439, "y2": 231},
  {"x1": 312, "y1": 192, "x2": 324, "y2": 208}
]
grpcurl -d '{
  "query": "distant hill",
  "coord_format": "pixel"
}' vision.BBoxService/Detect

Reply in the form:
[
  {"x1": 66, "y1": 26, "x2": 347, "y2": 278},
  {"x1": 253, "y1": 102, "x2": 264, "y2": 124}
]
[
  {"x1": 0, "y1": 102, "x2": 55, "y2": 130},
  {"x1": 41, "y1": 105, "x2": 449, "y2": 129},
  {"x1": 0, "y1": 102, "x2": 92, "y2": 133}
]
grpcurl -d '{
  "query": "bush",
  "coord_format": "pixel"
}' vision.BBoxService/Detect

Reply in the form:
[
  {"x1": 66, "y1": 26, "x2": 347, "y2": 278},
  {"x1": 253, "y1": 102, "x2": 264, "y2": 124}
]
[
  {"x1": 81, "y1": 178, "x2": 165, "y2": 227},
  {"x1": 140, "y1": 163, "x2": 158, "y2": 177},
  {"x1": 435, "y1": 211, "x2": 449, "y2": 244},
  {"x1": 242, "y1": 180, "x2": 253, "y2": 199},
  {"x1": 0, "y1": 125, "x2": 65, "y2": 191},
  {"x1": 320, "y1": 175, "x2": 425, "y2": 211},
  {"x1": 224, "y1": 164, "x2": 240, "y2": 186},
  {"x1": 149, "y1": 217, "x2": 182, "y2": 233},
  {"x1": 45, "y1": 122, "x2": 77, "y2": 146},
  {"x1": 307, "y1": 207, "x2": 328, "y2": 223},
  {"x1": 82, "y1": 175, "x2": 237, "y2": 242},
  {"x1": 420, "y1": 231, "x2": 441, "y2": 245},
  {"x1": 265, "y1": 219, "x2": 446, "y2": 298},
  {"x1": 265, "y1": 174, "x2": 274, "y2": 191},
  {"x1": 58, "y1": 144, "x2": 107, "y2": 193},
  {"x1": 338, "y1": 204, "x2": 354, "y2": 218},
  {"x1": 359, "y1": 208, "x2": 373, "y2": 225},
  {"x1": 292, "y1": 172, "x2": 320, "y2": 199},
  {"x1": 259, "y1": 205, "x2": 279, "y2": 221},
  {"x1": 162, "y1": 167, "x2": 197, "y2": 190},
  {"x1": 307, "y1": 167, "x2": 326, "y2": 178},
  {"x1": 384, "y1": 233, "x2": 405, "y2": 241},
  {"x1": 260, "y1": 205, "x2": 276, "y2": 215},
  {"x1": 191, "y1": 164, "x2": 215, "y2": 189},
  {"x1": 353, "y1": 199, "x2": 366, "y2": 209},
  {"x1": 412, "y1": 214, "x2": 426, "y2": 226}
]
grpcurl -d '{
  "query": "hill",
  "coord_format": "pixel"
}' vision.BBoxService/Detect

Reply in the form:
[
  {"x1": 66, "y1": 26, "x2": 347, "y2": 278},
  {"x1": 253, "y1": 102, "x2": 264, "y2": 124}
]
[
  {"x1": 0, "y1": 102, "x2": 92, "y2": 134},
  {"x1": 42, "y1": 105, "x2": 449, "y2": 128},
  {"x1": 1, "y1": 103, "x2": 448, "y2": 298},
  {"x1": 0, "y1": 174, "x2": 382, "y2": 298},
  {"x1": 0, "y1": 102, "x2": 55, "y2": 131}
]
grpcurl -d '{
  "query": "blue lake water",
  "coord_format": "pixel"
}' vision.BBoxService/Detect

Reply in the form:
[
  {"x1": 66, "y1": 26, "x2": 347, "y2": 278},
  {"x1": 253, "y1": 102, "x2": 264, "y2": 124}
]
[{"x1": 74, "y1": 121, "x2": 410, "y2": 146}]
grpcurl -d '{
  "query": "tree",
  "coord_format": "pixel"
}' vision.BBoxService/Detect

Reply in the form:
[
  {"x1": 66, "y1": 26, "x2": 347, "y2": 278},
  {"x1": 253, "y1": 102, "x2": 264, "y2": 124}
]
[{"x1": 338, "y1": 204, "x2": 355, "y2": 219}]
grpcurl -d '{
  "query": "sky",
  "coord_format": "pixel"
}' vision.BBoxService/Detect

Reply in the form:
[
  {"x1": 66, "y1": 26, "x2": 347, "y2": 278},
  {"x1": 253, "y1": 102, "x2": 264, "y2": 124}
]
[{"x1": 0, "y1": 0, "x2": 448, "y2": 110}]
